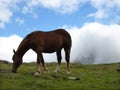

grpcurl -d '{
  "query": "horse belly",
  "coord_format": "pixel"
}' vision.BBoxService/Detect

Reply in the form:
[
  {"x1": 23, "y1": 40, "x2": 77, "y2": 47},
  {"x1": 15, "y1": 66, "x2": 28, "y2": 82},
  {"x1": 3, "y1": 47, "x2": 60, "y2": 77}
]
[{"x1": 43, "y1": 40, "x2": 63, "y2": 53}]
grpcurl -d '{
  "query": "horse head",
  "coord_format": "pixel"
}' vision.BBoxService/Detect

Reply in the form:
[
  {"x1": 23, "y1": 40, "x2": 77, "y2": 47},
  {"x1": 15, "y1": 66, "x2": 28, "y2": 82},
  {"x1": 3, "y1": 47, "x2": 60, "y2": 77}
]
[{"x1": 12, "y1": 49, "x2": 22, "y2": 73}]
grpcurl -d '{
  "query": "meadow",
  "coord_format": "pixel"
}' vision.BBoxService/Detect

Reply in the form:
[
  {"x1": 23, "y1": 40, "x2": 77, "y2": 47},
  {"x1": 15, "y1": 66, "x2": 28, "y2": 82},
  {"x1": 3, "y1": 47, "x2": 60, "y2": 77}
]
[{"x1": 0, "y1": 61, "x2": 120, "y2": 90}]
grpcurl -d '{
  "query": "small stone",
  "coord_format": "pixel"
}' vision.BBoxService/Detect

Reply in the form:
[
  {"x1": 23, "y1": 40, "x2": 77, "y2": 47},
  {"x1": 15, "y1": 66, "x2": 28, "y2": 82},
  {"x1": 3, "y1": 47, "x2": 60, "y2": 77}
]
[{"x1": 68, "y1": 77, "x2": 80, "y2": 80}]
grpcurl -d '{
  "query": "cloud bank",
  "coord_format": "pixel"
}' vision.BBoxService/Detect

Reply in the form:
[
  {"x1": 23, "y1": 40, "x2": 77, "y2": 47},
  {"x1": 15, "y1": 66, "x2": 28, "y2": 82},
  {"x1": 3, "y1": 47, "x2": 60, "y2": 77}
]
[
  {"x1": 69, "y1": 23, "x2": 120, "y2": 64},
  {"x1": 0, "y1": 22, "x2": 120, "y2": 64}
]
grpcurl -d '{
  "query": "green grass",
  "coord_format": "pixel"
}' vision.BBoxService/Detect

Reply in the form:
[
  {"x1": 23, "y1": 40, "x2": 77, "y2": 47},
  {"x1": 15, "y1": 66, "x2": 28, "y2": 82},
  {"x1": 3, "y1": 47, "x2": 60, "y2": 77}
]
[{"x1": 0, "y1": 61, "x2": 120, "y2": 90}]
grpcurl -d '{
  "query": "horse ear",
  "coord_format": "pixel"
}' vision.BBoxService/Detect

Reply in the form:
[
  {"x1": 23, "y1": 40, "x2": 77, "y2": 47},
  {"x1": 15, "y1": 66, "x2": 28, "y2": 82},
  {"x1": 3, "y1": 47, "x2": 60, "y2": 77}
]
[{"x1": 13, "y1": 49, "x2": 16, "y2": 54}]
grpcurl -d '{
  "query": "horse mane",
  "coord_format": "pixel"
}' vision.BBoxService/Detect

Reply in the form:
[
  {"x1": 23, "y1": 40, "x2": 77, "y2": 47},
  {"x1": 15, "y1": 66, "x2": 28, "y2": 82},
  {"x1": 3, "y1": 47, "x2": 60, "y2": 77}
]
[
  {"x1": 18, "y1": 31, "x2": 40, "y2": 48},
  {"x1": 16, "y1": 32, "x2": 34, "y2": 56}
]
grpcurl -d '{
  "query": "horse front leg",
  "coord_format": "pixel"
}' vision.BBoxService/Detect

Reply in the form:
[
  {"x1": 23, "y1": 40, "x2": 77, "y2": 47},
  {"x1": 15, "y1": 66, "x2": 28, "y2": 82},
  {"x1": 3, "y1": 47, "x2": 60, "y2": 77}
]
[
  {"x1": 34, "y1": 53, "x2": 41, "y2": 76},
  {"x1": 54, "y1": 51, "x2": 62, "y2": 73},
  {"x1": 34, "y1": 53, "x2": 48, "y2": 76},
  {"x1": 41, "y1": 54, "x2": 48, "y2": 73}
]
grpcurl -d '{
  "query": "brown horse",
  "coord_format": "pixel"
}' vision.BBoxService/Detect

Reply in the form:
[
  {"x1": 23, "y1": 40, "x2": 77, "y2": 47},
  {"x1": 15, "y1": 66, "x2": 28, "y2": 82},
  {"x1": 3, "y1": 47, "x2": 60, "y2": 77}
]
[{"x1": 12, "y1": 29, "x2": 72, "y2": 76}]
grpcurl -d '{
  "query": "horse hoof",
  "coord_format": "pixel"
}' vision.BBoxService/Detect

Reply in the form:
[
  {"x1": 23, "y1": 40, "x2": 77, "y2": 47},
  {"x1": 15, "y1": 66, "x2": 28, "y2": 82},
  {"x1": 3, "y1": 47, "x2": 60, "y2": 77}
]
[
  {"x1": 43, "y1": 70, "x2": 49, "y2": 74},
  {"x1": 34, "y1": 72, "x2": 40, "y2": 77},
  {"x1": 66, "y1": 71, "x2": 70, "y2": 74}
]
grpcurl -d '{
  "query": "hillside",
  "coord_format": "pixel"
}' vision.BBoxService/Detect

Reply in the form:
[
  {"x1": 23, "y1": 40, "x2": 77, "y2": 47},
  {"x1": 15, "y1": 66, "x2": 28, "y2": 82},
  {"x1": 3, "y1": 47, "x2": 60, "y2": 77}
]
[{"x1": 0, "y1": 61, "x2": 120, "y2": 90}]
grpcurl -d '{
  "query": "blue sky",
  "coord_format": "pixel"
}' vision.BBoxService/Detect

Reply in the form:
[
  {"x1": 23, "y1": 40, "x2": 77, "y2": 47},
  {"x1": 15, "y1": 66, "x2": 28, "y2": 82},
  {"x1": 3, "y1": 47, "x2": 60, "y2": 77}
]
[
  {"x1": 0, "y1": 0, "x2": 120, "y2": 64},
  {"x1": 0, "y1": 0, "x2": 120, "y2": 37}
]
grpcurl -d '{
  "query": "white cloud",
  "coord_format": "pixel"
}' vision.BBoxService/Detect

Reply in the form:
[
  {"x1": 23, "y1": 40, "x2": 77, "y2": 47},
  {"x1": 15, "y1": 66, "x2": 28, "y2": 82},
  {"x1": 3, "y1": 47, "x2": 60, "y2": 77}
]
[
  {"x1": 0, "y1": 0, "x2": 12, "y2": 28},
  {"x1": 22, "y1": 0, "x2": 120, "y2": 21},
  {"x1": 68, "y1": 22, "x2": 120, "y2": 64},
  {"x1": 0, "y1": 0, "x2": 120, "y2": 28},
  {"x1": 0, "y1": 35, "x2": 22, "y2": 62},
  {"x1": 0, "y1": 0, "x2": 20, "y2": 28},
  {"x1": 0, "y1": 22, "x2": 120, "y2": 64},
  {"x1": 15, "y1": 17, "x2": 24, "y2": 26},
  {"x1": 88, "y1": 9, "x2": 107, "y2": 19},
  {"x1": 22, "y1": 0, "x2": 86, "y2": 14},
  {"x1": 89, "y1": 0, "x2": 120, "y2": 21}
]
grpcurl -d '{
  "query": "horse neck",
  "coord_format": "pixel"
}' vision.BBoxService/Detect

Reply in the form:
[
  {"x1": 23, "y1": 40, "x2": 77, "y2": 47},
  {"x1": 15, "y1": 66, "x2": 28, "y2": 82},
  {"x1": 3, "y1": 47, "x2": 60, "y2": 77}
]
[{"x1": 16, "y1": 45, "x2": 30, "y2": 58}]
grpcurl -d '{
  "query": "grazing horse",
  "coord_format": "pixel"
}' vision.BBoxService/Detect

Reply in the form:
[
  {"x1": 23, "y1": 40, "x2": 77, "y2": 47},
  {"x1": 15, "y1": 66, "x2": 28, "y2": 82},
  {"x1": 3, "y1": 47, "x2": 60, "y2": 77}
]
[{"x1": 12, "y1": 29, "x2": 72, "y2": 76}]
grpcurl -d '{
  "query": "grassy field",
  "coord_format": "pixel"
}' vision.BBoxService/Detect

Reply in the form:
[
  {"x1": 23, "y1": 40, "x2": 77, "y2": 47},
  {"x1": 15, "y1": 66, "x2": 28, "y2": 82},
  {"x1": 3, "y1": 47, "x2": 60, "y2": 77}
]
[{"x1": 0, "y1": 61, "x2": 120, "y2": 90}]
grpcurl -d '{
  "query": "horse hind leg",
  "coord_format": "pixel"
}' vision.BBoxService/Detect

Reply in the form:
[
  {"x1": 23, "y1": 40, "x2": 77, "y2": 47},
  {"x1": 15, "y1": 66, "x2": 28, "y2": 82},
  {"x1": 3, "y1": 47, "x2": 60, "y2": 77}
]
[
  {"x1": 54, "y1": 51, "x2": 62, "y2": 73},
  {"x1": 64, "y1": 47, "x2": 71, "y2": 74}
]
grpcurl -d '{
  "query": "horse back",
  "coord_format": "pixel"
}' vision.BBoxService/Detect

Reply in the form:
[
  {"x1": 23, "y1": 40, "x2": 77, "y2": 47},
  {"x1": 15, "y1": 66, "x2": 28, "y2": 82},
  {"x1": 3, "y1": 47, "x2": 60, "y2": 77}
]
[{"x1": 22, "y1": 29, "x2": 72, "y2": 53}]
